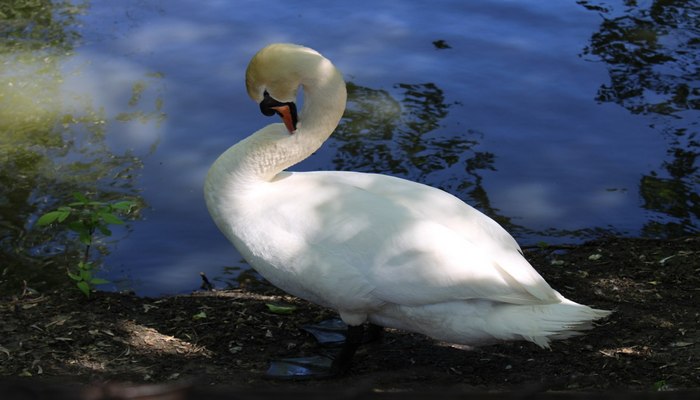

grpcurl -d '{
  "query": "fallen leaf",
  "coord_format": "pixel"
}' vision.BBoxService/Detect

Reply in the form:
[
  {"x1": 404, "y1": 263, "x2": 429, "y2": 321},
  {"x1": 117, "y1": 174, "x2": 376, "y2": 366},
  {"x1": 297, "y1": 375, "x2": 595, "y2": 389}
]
[
  {"x1": 265, "y1": 303, "x2": 297, "y2": 315},
  {"x1": 192, "y1": 311, "x2": 207, "y2": 320},
  {"x1": 670, "y1": 341, "x2": 694, "y2": 347},
  {"x1": 658, "y1": 254, "x2": 677, "y2": 264},
  {"x1": 142, "y1": 304, "x2": 158, "y2": 313}
]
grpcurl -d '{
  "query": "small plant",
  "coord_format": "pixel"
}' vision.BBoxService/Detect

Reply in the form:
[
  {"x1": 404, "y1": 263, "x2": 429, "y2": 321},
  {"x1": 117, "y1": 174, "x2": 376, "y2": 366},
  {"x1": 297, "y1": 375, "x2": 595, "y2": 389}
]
[{"x1": 36, "y1": 192, "x2": 136, "y2": 297}]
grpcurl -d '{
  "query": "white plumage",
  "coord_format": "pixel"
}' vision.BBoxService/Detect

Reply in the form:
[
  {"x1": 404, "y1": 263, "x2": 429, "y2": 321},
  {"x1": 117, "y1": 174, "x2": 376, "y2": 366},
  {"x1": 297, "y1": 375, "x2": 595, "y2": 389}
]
[{"x1": 205, "y1": 43, "x2": 610, "y2": 351}]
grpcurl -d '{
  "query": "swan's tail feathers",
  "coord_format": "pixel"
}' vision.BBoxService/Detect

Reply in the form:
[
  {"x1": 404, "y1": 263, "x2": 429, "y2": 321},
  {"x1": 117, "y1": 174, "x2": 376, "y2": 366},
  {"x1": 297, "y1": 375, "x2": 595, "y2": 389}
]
[
  {"x1": 374, "y1": 299, "x2": 611, "y2": 348},
  {"x1": 490, "y1": 302, "x2": 612, "y2": 349}
]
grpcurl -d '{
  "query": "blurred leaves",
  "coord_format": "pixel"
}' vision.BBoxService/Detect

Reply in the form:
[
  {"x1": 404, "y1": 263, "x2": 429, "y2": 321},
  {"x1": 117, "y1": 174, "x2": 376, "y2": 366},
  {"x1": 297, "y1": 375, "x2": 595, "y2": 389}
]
[
  {"x1": 0, "y1": 0, "x2": 159, "y2": 295},
  {"x1": 0, "y1": 0, "x2": 84, "y2": 53}
]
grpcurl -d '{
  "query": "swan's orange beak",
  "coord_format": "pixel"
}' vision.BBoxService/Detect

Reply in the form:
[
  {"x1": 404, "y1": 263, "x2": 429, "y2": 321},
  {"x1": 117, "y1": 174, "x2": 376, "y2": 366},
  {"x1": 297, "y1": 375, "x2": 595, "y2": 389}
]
[
  {"x1": 259, "y1": 91, "x2": 298, "y2": 134},
  {"x1": 271, "y1": 104, "x2": 297, "y2": 134}
]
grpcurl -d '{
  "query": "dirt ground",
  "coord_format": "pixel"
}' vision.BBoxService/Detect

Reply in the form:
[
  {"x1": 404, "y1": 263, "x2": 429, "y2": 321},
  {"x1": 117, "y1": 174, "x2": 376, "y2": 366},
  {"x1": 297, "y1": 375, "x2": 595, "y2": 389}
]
[{"x1": 1, "y1": 237, "x2": 699, "y2": 397}]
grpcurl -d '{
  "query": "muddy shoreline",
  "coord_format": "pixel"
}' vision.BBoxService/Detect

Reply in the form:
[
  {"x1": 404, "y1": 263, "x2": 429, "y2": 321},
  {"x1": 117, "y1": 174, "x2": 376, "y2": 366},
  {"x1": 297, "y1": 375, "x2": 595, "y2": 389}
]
[{"x1": 1, "y1": 237, "x2": 698, "y2": 395}]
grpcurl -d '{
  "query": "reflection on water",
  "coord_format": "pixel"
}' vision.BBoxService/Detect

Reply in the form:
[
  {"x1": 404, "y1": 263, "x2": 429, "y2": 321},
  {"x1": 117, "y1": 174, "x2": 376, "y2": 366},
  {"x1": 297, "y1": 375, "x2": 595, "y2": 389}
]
[
  {"x1": 639, "y1": 143, "x2": 699, "y2": 237},
  {"x1": 580, "y1": 0, "x2": 699, "y2": 237},
  {"x1": 0, "y1": 0, "x2": 81, "y2": 52},
  {"x1": 0, "y1": 1, "x2": 162, "y2": 294},
  {"x1": 332, "y1": 82, "x2": 468, "y2": 179},
  {"x1": 214, "y1": 265, "x2": 265, "y2": 291},
  {"x1": 330, "y1": 81, "x2": 518, "y2": 229},
  {"x1": 580, "y1": 0, "x2": 698, "y2": 115}
]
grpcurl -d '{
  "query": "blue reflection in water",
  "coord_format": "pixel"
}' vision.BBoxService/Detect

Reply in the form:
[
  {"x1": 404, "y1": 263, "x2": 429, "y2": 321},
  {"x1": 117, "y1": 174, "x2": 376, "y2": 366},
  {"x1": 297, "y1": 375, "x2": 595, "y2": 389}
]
[{"x1": 13, "y1": 0, "x2": 695, "y2": 295}]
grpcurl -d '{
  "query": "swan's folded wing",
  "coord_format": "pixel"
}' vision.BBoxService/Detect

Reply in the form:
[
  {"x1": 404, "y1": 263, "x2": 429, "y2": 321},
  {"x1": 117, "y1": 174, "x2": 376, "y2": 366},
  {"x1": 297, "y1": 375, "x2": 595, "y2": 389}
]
[
  {"x1": 269, "y1": 171, "x2": 560, "y2": 308},
  {"x1": 312, "y1": 171, "x2": 559, "y2": 303}
]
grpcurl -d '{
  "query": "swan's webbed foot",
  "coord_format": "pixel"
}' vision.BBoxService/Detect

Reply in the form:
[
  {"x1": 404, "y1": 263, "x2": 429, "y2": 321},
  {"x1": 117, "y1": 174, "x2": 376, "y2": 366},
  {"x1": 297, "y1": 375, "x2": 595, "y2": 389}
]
[
  {"x1": 265, "y1": 321, "x2": 382, "y2": 379},
  {"x1": 265, "y1": 354, "x2": 336, "y2": 379}
]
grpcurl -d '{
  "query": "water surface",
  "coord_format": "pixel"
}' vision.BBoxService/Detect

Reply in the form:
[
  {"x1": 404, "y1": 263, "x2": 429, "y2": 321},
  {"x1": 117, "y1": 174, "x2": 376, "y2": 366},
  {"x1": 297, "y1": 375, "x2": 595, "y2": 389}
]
[{"x1": 1, "y1": 0, "x2": 697, "y2": 295}]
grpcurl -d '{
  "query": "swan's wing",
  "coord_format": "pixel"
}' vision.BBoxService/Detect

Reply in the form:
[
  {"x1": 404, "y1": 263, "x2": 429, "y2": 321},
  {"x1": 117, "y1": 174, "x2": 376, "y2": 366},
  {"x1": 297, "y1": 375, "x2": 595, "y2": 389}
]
[
  {"x1": 310, "y1": 171, "x2": 559, "y2": 303},
  {"x1": 322, "y1": 171, "x2": 521, "y2": 249},
  {"x1": 251, "y1": 171, "x2": 559, "y2": 309}
]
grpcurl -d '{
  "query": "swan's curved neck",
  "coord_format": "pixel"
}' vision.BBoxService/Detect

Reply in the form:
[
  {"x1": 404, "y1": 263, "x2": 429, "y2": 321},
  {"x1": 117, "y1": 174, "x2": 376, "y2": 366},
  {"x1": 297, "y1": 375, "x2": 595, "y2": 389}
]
[{"x1": 209, "y1": 60, "x2": 346, "y2": 190}]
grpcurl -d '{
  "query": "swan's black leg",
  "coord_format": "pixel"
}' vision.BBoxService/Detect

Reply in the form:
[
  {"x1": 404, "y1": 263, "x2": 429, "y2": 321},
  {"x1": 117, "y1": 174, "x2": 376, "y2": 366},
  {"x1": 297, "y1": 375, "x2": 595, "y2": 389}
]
[
  {"x1": 329, "y1": 324, "x2": 364, "y2": 375},
  {"x1": 366, "y1": 323, "x2": 383, "y2": 344},
  {"x1": 265, "y1": 321, "x2": 383, "y2": 379}
]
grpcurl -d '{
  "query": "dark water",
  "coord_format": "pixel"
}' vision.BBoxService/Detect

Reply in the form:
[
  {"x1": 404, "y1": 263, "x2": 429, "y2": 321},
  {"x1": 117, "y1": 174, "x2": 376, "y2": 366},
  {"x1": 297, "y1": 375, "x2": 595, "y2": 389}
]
[{"x1": 0, "y1": 0, "x2": 697, "y2": 296}]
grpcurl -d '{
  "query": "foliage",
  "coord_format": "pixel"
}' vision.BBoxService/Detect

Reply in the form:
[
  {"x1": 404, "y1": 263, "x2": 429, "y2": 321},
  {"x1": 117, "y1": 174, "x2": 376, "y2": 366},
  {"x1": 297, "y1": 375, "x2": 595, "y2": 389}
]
[
  {"x1": 265, "y1": 303, "x2": 297, "y2": 315},
  {"x1": 0, "y1": 0, "x2": 160, "y2": 295},
  {"x1": 0, "y1": 0, "x2": 86, "y2": 53},
  {"x1": 192, "y1": 311, "x2": 207, "y2": 320},
  {"x1": 36, "y1": 193, "x2": 136, "y2": 297}
]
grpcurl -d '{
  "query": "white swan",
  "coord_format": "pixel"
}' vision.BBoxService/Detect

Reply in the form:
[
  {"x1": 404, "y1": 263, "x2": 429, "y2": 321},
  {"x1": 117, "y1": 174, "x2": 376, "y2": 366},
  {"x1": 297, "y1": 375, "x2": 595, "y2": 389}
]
[{"x1": 205, "y1": 43, "x2": 610, "y2": 375}]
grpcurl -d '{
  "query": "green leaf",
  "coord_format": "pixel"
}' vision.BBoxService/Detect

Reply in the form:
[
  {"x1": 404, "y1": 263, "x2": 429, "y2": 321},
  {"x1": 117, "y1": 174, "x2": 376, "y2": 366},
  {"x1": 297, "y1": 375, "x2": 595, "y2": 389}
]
[
  {"x1": 67, "y1": 221, "x2": 87, "y2": 234},
  {"x1": 67, "y1": 271, "x2": 82, "y2": 281},
  {"x1": 76, "y1": 281, "x2": 91, "y2": 297},
  {"x1": 90, "y1": 278, "x2": 109, "y2": 285},
  {"x1": 265, "y1": 303, "x2": 297, "y2": 315},
  {"x1": 36, "y1": 211, "x2": 62, "y2": 226},
  {"x1": 97, "y1": 226, "x2": 112, "y2": 236},
  {"x1": 78, "y1": 261, "x2": 93, "y2": 270},
  {"x1": 57, "y1": 210, "x2": 71, "y2": 223},
  {"x1": 72, "y1": 192, "x2": 89, "y2": 204},
  {"x1": 111, "y1": 201, "x2": 134, "y2": 210},
  {"x1": 80, "y1": 269, "x2": 92, "y2": 281},
  {"x1": 99, "y1": 212, "x2": 124, "y2": 225},
  {"x1": 78, "y1": 232, "x2": 92, "y2": 246},
  {"x1": 90, "y1": 213, "x2": 101, "y2": 224},
  {"x1": 192, "y1": 311, "x2": 207, "y2": 320}
]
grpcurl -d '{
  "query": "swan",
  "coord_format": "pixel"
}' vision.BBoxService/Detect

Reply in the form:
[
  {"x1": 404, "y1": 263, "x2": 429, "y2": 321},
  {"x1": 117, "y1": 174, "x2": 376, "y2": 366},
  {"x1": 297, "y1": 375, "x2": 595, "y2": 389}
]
[{"x1": 204, "y1": 43, "x2": 610, "y2": 377}]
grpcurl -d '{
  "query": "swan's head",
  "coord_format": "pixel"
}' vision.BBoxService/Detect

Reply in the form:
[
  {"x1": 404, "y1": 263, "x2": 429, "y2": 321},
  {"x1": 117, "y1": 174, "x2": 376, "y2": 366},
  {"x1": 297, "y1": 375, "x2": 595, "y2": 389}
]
[{"x1": 245, "y1": 43, "x2": 329, "y2": 134}]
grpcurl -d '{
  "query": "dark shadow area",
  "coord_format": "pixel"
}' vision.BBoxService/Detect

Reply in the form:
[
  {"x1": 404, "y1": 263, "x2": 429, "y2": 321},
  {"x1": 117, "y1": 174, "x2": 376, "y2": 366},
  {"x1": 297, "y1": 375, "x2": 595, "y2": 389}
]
[{"x1": 1, "y1": 237, "x2": 698, "y2": 393}]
